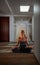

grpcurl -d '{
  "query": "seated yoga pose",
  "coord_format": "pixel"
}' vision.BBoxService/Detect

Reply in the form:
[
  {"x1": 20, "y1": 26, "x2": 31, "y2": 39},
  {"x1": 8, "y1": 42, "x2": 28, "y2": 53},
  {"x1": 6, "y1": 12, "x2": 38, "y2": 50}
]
[
  {"x1": 17, "y1": 30, "x2": 28, "y2": 49},
  {"x1": 12, "y1": 30, "x2": 32, "y2": 53}
]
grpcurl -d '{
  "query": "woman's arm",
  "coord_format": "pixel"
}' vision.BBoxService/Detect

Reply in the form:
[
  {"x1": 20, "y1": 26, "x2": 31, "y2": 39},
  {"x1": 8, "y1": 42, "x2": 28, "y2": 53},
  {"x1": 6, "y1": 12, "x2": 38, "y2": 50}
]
[
  {"x1": 16, "y1": 37, "x2": 21, "y2": 46},
  {"x1": 25, "y1": 37, "x2": 29, "y2": 46}
]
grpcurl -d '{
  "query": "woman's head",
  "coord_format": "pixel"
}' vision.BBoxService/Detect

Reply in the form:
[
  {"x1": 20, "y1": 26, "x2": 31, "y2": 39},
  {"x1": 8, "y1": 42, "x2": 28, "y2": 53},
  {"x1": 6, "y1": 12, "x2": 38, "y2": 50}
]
[{"x1": 21, "y1": 30, "x2": 25, "y2": 35}]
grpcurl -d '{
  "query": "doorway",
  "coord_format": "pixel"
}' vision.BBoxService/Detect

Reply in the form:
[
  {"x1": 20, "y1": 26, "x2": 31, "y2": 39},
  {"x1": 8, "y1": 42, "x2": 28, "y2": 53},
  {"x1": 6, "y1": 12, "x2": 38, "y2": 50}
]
[{"x1": 0, "y1": 17, "x2": 9, "y2": 42}]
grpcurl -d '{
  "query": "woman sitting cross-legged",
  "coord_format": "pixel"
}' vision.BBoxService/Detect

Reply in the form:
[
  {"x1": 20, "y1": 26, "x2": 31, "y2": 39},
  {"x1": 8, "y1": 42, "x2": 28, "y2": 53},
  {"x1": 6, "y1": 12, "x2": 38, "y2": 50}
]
[
  {"x1": 17, "y1": 30, "x2": 28, "y2": 49},
  {"x1": 12, "y1": 30, "x2": 32, "y2": 53}
]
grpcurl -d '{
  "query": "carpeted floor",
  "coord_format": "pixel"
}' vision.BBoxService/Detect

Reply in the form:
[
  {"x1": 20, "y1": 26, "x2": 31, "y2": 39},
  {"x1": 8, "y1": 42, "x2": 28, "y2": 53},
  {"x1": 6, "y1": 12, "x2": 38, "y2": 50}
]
[
  {"x1": 0, "y1": 42, "x2": 39, "y2": 65},
  {"x1": 0, "y1": 53, "x2": 39, "y2": 65}
]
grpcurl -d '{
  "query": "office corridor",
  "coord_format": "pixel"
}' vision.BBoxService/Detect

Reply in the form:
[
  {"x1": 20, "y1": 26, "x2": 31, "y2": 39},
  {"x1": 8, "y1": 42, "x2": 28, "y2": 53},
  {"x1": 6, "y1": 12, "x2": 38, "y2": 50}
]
[{"x1": 0, "y1": 0, "x2": 40, "y2": 64}]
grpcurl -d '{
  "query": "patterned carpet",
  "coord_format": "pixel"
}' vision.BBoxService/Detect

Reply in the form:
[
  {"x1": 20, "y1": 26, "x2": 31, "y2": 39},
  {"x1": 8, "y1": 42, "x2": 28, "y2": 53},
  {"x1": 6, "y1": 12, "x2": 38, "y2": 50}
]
[
  {"x1": 0, "y1": 42, "x2": 39, "y2": 65},
  {"x1": 0, "y1": 53, "x2": 39, "y2": 65}
]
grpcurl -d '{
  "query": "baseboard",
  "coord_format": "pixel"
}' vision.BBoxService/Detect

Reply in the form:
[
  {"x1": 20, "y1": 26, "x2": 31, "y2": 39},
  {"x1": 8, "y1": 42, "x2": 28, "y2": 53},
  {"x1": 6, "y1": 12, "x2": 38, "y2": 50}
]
[
  {"x1": 9, "y1": 42, "x2": 17, "y2": 43},
  {"x1": 33, "y1": 53, "x2": 40, "y2": 65}
]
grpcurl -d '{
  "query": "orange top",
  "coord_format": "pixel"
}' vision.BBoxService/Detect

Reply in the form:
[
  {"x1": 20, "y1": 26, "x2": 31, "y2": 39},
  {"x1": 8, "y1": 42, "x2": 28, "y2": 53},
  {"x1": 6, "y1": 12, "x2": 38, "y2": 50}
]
[{"x1": 18, "y1": 36, "x2": 28, "y2": 43}]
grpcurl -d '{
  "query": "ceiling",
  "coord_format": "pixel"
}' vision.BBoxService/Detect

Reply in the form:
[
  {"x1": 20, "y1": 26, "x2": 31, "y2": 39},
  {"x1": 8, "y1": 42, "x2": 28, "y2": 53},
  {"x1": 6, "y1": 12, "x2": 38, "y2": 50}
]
[{"x1": 0, "y1": 0, "x2": 34, "y2": 16}]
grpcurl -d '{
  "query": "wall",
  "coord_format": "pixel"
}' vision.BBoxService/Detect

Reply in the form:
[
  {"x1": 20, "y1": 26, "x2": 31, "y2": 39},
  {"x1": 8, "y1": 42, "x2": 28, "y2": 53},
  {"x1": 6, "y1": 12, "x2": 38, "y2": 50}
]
[
  {"x1": 34, "y1": 0, "x2": 40, "y2": 64},
  {"x1": 9, "y1": 15, "x2": 14, "y2": 42},
  {"x1": 32, "y1": 16, "x2": 34, "y2": 41},
  {"x1": 15, "y1": 20, "x2": 32, "y2": 42},
  {"x1": 9, "y1": 18, "x2": 32, "y2": 42}
]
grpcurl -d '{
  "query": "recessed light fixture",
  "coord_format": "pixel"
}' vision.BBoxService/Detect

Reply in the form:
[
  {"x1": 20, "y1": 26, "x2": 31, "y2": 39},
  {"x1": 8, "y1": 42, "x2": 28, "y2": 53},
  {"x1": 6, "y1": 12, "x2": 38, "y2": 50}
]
[{"x1": 20, "y1": 6, "x2": 30, "y2": 12}]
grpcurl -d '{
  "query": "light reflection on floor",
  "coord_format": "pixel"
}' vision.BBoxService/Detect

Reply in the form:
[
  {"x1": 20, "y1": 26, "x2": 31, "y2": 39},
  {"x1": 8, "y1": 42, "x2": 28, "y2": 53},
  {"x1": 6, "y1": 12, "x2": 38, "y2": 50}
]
[
  {"x1": 0, "y1": 49, "x2": 12, "y2": 53},
  {"x1": 0, "y1": 42, "x2": 33, "y2": 53}
]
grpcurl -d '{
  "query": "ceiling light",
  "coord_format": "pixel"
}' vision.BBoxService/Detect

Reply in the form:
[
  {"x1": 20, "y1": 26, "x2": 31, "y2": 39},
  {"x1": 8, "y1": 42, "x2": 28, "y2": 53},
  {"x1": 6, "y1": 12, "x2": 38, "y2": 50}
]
[{"x1": 20, "y1": 6, "x2": 30, "y2": 12}]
